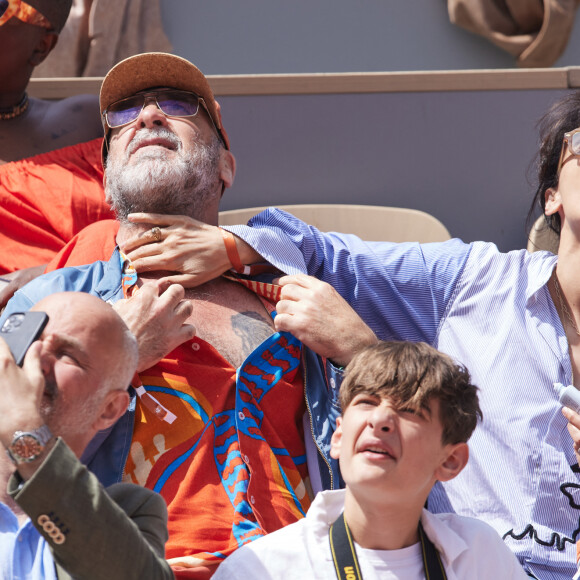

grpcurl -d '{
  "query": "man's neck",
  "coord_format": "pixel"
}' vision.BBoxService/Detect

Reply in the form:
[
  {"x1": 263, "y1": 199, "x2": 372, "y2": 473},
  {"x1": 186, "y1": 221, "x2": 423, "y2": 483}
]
[
  {"x1": 116, "y1": 210, "x2": 218, "y2": 247},
  {"x1": 0, "y1": 89, "x2": 27, "y2": 111},
  {"x1": 342, "y1": 487, "x2": 425, "y2": 551}
]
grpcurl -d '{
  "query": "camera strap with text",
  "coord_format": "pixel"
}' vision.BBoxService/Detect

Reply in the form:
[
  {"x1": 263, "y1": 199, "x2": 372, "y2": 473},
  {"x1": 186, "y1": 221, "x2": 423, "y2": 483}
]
[{"x1": 329, "y1": 511, "x2": 447, "y2": 580}]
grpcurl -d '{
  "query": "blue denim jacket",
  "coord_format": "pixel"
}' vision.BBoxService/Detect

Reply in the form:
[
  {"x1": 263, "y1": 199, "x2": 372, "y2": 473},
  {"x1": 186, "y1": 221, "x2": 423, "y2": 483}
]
[{"x1": 1, "y1": 248, "x2": 343, "y2": 491}]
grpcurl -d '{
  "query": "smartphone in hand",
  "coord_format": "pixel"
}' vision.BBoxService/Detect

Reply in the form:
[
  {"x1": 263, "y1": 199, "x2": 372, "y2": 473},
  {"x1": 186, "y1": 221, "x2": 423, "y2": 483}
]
[{"x1": 0, "y1": 312, "x2": 49, "y2": 366}]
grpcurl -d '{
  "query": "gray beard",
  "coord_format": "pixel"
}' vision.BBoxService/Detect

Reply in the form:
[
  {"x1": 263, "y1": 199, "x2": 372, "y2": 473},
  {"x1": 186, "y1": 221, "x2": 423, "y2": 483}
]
[
  {"x1": 105, "y1": 127, "x2": 222, "y2": 222},
  {"x1": 40, "y1": 376, "x2": 105, "y2": 441}
]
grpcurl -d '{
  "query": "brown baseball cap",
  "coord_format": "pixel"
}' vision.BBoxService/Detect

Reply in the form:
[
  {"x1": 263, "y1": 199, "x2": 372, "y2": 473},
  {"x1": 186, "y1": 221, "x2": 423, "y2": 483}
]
[{"x1": 99, "y1": 52, "x2": 230, "y2": 156}]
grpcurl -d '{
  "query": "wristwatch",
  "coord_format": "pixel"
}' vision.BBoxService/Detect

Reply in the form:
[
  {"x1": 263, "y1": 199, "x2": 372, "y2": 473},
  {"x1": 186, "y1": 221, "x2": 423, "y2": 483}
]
[{"x1": 6, "y1": 425, "x2": 53, "y2": 465}]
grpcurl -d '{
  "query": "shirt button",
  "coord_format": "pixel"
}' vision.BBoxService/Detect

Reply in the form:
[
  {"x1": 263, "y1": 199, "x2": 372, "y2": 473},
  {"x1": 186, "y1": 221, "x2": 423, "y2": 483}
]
[
  {"x1": 191, "y1": 342, "x2": 200, "y2": 351},
  {"x1": 238, "y1": 411, "x2": 245, "y2": 420},
  {"x1": 250, "y1": 496, "x2": 255, "y2": 505},
  {"x1": 330, "y1": 378, "x2": 336, "y2": 389},
  {"x1": 243, "y1": 454, "x2": 249, "y2": 464}
]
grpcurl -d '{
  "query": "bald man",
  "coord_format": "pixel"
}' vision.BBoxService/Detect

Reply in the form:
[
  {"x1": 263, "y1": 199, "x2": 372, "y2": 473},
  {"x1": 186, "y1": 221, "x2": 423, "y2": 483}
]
[{"x1": 0, "y1": 292, "x2": 173, "y2": 580}]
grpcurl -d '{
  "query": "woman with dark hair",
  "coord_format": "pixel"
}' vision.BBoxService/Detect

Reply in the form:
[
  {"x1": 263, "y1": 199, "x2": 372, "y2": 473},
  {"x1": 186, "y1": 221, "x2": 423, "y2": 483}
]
[
  {"x1": 217, "y1": 91, "x2": 580, "y2": 580},
  {"x1": 529, "y1": 91, "x2": 580, "y2": 237}
]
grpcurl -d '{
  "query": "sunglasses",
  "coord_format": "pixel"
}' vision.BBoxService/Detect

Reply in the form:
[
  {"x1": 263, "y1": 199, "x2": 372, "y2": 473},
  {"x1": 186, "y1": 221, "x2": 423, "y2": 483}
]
[
  {"x1": 103, "y1": 89, "x2": 228, "y2": 149},
  {"x1": 102, "y1": 89, "x2": 209, "y2": 130},
  {"x1": 0, "y1": 0, "x2": 52, "y2": 27},
  {"x1": 557, "y1": 128, "x2": 580, "y2": 175}
]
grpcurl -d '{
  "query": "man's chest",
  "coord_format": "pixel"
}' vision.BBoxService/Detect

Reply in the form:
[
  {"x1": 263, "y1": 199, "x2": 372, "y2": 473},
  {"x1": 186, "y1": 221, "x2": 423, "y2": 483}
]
[{"x1": 171, "y1": 278, "x2": 276, "y2": 368}]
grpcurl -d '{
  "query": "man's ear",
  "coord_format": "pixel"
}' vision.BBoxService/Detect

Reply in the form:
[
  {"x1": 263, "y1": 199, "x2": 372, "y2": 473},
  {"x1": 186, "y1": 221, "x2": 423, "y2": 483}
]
[
  {"x1": 330, "y1": 416, "x2": 343, "y2": 460},
  {"x1": 29, "y1": 31, "x2": 58, "y2": 67},
  {"x1": 219, "y1": 150, "x2": 236, "y2": 191},
  {"x1": 434, "y1": 442, "x2": 469, "y2": 482},
  {"x1": 93, "y1": 390, "x2": 130, "y2": 432},
  {"x1": 545, "y1": 187, "x2": 562, "y2": 216}
]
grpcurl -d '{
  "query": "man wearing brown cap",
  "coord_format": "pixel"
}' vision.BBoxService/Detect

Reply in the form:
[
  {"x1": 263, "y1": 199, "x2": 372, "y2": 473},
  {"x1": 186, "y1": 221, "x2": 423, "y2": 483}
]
[
  {"x1": 0, "y1": 0, "x2": 110, "y2": 307},
  {"x1": 1, "y1": 52, "x2": 353, "y2": 579}
]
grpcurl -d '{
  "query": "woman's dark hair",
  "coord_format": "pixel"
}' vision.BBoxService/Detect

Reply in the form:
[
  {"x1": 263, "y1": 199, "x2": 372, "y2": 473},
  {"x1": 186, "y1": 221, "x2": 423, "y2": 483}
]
[{"x1": 528, "y1": 91, "x2": 580, "y2": 236}]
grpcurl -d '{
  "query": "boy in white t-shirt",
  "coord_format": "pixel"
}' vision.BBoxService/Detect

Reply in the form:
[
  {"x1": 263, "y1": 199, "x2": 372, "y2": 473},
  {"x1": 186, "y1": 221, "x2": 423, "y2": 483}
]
[{"x1": 214, "y1": 341, "x2": 528, "y2": 579}]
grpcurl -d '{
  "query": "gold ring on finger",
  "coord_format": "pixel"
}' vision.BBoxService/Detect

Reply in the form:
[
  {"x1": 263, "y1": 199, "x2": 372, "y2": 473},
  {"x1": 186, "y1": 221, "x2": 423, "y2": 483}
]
[{"x1": 150, "y1": 227, "x2": 162, "y2": 242}]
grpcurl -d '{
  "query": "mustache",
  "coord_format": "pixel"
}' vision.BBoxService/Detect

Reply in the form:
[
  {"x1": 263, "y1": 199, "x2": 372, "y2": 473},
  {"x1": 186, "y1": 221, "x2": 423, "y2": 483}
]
[{"x1": 127, "y1": 127, "x2": 182, "y2": 155}]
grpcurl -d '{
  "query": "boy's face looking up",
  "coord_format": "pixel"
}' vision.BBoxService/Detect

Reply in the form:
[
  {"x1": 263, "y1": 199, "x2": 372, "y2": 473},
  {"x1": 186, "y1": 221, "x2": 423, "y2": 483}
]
[
  {"x1": 331, "y1": 341, "x2": 481, "y2": 508},
  {"x1": 330, "y1": 392, "x2": 468, "y2": 505}
]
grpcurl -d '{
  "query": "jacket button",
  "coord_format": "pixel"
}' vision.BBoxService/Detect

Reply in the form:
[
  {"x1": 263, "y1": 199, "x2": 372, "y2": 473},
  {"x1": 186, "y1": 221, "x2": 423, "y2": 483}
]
[{"x1": 52, "y1": 534, "x2": 66, "y2": 545}]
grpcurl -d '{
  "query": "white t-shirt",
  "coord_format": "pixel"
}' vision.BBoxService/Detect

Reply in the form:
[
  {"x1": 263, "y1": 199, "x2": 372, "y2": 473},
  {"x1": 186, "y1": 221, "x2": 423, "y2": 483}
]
[
  {"x1": 358, "y1": 542, "x2": 424, "y2": 579},
  {"x1": 213, "y1": 489, "x2": 529, "y2": 580}
]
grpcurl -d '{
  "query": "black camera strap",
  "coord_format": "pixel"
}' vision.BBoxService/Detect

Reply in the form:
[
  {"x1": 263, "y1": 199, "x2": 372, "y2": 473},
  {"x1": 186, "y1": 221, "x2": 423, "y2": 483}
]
[{"x1": 329, "y1": 512, "x2": 448, "y2": 580}]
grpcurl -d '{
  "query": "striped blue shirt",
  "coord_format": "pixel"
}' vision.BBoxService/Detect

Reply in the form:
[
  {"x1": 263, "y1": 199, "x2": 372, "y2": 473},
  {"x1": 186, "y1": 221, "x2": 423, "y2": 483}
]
[
  {"x1": 0, "y1": 503, "x2": 57, "y2": 580},
  {"x1": 227, "y1": 207, "x2": 577, "y2": 580}
]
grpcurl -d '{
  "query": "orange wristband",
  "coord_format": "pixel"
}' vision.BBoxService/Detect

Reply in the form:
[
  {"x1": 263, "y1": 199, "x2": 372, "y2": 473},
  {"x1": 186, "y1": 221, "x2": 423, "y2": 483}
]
[{"x1": 220, "y1": 228, "x2": 247, "y2": 274}]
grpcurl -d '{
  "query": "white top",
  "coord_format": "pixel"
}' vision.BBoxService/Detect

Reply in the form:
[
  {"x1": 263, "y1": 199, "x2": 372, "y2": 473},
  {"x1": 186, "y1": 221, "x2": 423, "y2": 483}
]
[{"x1": 213, "y1": 489, "x2": 528, "y2": 579}]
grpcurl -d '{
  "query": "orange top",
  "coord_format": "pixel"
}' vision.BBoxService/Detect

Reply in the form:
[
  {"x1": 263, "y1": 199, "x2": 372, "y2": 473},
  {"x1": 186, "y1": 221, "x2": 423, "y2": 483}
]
[
  {"x1": 45, "y1": 219, "x2": 119, "y2": 272},
  {"x1": 0, "y1": 138, "x2": 112, "y2": 275},
  {"x1": 132, "y1": 332, "x2": 309, "y2": 578},
  {"x1": 48, "y1": 228, "x2": 311, "y2": 579}
]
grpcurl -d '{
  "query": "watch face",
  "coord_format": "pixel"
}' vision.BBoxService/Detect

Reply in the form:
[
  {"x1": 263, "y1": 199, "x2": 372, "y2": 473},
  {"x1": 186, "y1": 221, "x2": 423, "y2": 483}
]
[
  {"x1": 12, "y1": 435, "x2": 42, "y2": 460},
  {"x1": 8, "y1": 426, "x2": 52, "y2": 464}
]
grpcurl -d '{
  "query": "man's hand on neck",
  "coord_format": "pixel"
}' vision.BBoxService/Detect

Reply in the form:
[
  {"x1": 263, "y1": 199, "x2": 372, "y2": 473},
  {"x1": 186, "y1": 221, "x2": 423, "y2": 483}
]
[{"x1": 112, "y1": 280, "x2": 195, "y2": 372}]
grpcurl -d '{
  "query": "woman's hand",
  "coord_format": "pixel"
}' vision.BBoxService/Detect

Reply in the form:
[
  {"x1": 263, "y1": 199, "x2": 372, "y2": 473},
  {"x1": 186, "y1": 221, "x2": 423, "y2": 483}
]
[{"x1": 120, "y1": 213, "x2": 232, "y2": 288}]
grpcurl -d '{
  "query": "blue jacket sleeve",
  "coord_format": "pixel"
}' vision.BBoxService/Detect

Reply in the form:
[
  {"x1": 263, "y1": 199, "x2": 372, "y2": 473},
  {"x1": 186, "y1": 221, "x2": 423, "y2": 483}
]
[
  {"x1": 0, "y1": 258, "x2": 118, "y2": 327},
  {"x1": 227, "y1": 208, "x2": 472, "y2": 343}
]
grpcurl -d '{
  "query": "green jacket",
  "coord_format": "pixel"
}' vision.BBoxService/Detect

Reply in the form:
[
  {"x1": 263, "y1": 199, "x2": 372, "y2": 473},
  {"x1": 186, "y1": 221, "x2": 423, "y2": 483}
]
[{"x1": 8, "y1": 437, "x2": 174, "y2": 580}]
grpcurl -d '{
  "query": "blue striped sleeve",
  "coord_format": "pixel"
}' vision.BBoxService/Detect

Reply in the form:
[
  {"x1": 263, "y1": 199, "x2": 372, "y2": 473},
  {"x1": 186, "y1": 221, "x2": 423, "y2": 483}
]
[{"x1": 227, "y1": 208, "x2": 472, "y2": 344}]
